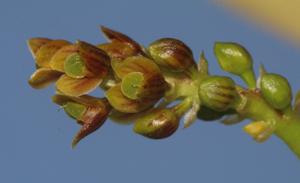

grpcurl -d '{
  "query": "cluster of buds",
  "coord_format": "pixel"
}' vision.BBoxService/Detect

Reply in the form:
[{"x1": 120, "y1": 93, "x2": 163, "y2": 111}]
[{"x1": 28, "y1": 26, "x2": 297, "y2": 148}]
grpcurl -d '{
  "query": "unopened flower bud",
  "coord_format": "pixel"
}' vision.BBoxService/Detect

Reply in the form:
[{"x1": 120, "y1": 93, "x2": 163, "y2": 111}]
[
  {"x1": 29, "y1": 39, "x2": 71, "y2": 68},
  {"x1": 260, "y1": 73, "x2": 292, "y2": 110},
  {"x1": 148, "y1": 38, "x2": 196, "y2": 72},
  {"x1": 214, "y1": 42, "x2": 256, "y2": 88},
  {"x1": 98, "y1": 41, "x2": 140, "y2": 60},
  {"x1": 28, "y1": 68, "x2": 62, "y2": 89},
  {"x1": 72, "y1": 100, "x2": 111, "y2": 148},
  {"x1": 133, "y1": 108, "x2": 179, "y2": 139},
  {"x1": 199, "y1": 76, "x2": 237, "y2": 111},
  {"x1": 27, "y1": 38, "x2": 52, "y2": 57},
  {"x1": 75, "y1": 40, "x2": 110, "y2": 76},
  {"x1": 49, "y1": 44, "x2": 79, "y2": 72},
  {"x1": 99, "y1": 26, "x2": 145, "y2": 60}
]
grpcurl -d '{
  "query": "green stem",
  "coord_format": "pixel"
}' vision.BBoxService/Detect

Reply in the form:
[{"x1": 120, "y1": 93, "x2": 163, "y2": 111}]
[
  {"x1": 275, "y1": 116, "x2": 300, "y2": 159},
  {"x1": 164, "y1": 66, "x2": 300, "y2": 158},
  {"x1": 241, "y1": 69, "x2": 256, "y2": 89},
  {"x1": 234, "y1": 89, "x2": 300, "y2": 158},
  {"x1": 172, "y1": 98, "x2": 193, "y2": 117}
]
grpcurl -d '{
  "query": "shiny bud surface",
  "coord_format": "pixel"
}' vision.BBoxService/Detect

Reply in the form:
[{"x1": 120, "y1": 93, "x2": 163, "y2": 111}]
[
  {"x1": 214, "y1": 42, "x2": 256, "y2": 88},
  {"x1": 260, "y1": 73, "x2": 292, "y2": 110},
  {"x1": 214, "y1": 42, "x2": 252, "y2": 75},
  {"x1": 133, "y1": 108, "x2": 179, "y2": 139},
  {"x1": 148, "y1": 38, "x2": 195, "y2": 72}
]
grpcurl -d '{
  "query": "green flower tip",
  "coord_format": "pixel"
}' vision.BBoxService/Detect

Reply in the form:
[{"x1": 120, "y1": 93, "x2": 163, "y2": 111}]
[
  {"x1": 260, "y1": 73, "x2": 292, "y2": 110},
  {"x1": 214, "y1": 42, "x2": 256, "y2": 88}
]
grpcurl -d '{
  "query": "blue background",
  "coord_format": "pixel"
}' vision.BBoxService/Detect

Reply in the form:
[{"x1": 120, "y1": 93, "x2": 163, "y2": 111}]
[{"x1": 1, "y1": 0, "x2": 299, "y2": 182}]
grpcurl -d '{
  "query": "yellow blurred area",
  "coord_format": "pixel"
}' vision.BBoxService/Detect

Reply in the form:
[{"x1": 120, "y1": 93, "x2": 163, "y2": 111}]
[{"x1": 217, "y1": 0, "x2": 300, "y2": 46}]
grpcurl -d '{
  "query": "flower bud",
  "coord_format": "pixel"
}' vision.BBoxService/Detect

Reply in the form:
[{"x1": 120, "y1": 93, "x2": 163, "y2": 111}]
[
  {"x1": 98, "y1": 41, "x2": 140, "y2": 60},
  {"x1": 121, "y1": 72, "x2": 167, "y2": 101},
  {"x1": 76, "y1": 40, "x2": 110, "y2": 76},
  {"x1": 133, "y1": 108, "x2": 179, "y2": 139},
  {"x1": 72, "y1": 100, "x2": 111, "y2": 148},
  {"x1": 199, "y1": 76, "x2": 237, "y2": 111},
  {"x1": 31, "y1": 39, "x2": 71, "y2": 68},
  {"x1": 260, "y1": 73, "x2": 292, "y2": 110},
  {"x1": 49, "y1": 44, "x2": 79, "y2": 72},
  {"x1": 106, "y1": 84, "x2": 158, "y2": 113},
  {"x1": 214, "y1": 42, "x2": 256, "y2": 88},
  {"x1": 56, "y1": 75, "x2": 104, "y2": 97},
  {"x1": 52, "y1": 94, "x2": 112, "y2": 147},
  {"x1": 28, "y1": 68, "x2": 62, "y2": 89},
  {"x1": 100, "y1": 26, "x2": 144, "y2": 55},
  {"x1": 106, "y1": 56, "x2": 167, "y2": 113},
  {"x1": 148, "y1": 38, "x2": 196, "y2": 72},
  {"x1": 27, "y1": 38, "x2": 52, "y2": 57},
  {"x1": 99, "y1": 26, "x2": 145, "y2": 61}
]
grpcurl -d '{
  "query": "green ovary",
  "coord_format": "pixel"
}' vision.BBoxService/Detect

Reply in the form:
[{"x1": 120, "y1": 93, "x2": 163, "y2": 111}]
[
  {"x1": 64, "y1": 102, "x2": 87, "y2": 120},
  {"x1": 64, "y1": 53, "x2": 87, "y2": 79},
  {"x1": 121, "y1": 72, "x2": 145, "y2": 100}
]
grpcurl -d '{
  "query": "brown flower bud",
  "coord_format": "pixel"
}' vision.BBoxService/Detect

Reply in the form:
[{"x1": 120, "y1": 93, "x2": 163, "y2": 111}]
[
  {"x1": 27, "y1": 38, "x2": 52, "y2": 57},
  {"x1": 28, "y1": 68, "x2": 63, "y2": 89},
  {"x1": 98, "y1": 41, "x2": 141, "y2": 61},
  {"x1": 30, "y1": 39, "x2": 71, "y2": 68},
  {"x1": 148, "y1": 38, "x2": 196, "y2": 72},
  {"x1": 52, "y1": 94, "x2": 112, "y2": 147},
  {"x1": 100, "y1": 26, "x2": 144, "y2": 55},
  {"x1": 133, "y1": 108, "x2": 179, "y2": 139}
]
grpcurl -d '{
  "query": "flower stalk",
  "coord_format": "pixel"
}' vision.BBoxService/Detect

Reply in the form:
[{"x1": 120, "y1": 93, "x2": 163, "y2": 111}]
[
  {"x1": 232, "y1": 88, "x2": 300, "y2": 158},
  {"x1": 27, "y1": 26, "x2": 300, "y2": 159}
]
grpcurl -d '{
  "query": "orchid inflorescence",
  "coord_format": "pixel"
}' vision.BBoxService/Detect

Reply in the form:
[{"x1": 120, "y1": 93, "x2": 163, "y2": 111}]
[{"x1": 28, "y1": 26, "x2": 300, "y2": 158}]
